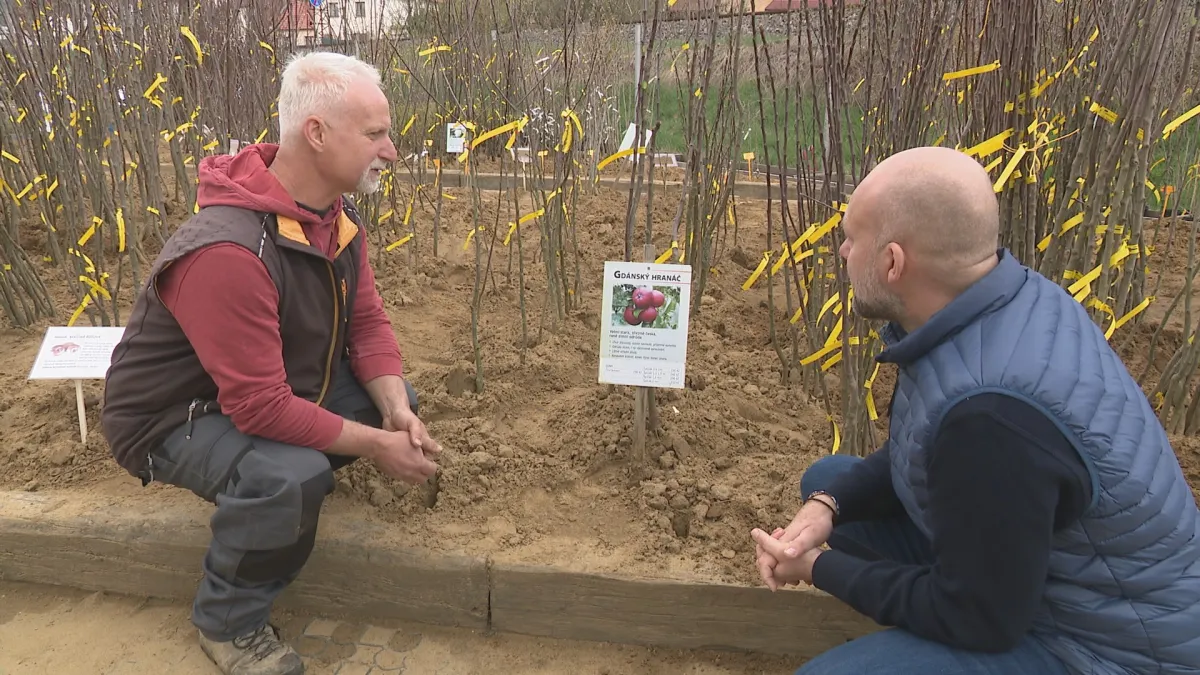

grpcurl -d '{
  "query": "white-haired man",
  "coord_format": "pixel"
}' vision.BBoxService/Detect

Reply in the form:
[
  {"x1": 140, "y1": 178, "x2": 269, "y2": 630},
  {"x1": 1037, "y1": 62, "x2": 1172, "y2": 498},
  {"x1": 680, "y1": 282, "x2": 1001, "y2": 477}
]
[{"x1": 102, "y1": 51, "x2": 441, "y2": 675}]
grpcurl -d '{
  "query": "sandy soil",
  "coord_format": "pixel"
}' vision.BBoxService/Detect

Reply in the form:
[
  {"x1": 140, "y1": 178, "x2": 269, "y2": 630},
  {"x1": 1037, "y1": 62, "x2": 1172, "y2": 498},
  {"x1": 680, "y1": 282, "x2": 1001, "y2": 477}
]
[
  {"x1": 0, "y1": 581, "x2": 796, "y2": 675},
  {"x1": 1, "y1": 180, "x2": 1198, "y2": 593}
]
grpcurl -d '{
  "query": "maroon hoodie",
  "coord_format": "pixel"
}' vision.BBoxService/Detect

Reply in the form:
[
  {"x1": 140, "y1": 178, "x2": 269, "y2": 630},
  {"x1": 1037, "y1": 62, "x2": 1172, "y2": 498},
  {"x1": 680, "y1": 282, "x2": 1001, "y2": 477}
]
[{"x1": 155, "y1": 144, "x2": 403, "y2": 450}]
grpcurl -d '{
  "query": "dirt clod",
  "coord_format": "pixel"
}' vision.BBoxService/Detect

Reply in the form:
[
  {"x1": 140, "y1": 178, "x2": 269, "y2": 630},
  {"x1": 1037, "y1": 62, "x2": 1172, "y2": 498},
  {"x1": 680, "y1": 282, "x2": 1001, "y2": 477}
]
[
  {"x1": 46, "y1": 445, "x2": 73, "y2": 466},
  {"x1": 666, "y1": 431, "x2": 692, "y2": 459},
  {"x1": 468, "y1": 451, "x2": 497, "y2": 470},
  {"x1": 710, "y1": 485, "x2": 733, "y2": 501},
  {"x1": 670, "y1": 509, "x2": 691, "y2": 538},
  {"x1": 729, "y1": 247, "x2": 757, "y2": 271},
  {"x1": 445, "y1": 366, "x2": 477, "y2": 397},
  {"x1": 369, "y1": 480, "x2": 393, "y2": 508}
]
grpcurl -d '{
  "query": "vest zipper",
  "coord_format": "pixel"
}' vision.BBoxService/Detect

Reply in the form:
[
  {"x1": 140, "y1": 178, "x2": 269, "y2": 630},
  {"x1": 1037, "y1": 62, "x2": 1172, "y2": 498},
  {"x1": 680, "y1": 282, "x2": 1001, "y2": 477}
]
[{"x1": 314, "y1": 262, "x2": 340, "y2": 406}]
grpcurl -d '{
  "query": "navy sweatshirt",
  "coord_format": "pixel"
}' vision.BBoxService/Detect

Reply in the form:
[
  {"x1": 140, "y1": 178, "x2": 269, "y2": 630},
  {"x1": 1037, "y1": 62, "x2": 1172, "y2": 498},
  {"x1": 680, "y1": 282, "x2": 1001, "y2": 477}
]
[{"x1": 810, "y1": 393, "x2": 1092, "y2": 653}]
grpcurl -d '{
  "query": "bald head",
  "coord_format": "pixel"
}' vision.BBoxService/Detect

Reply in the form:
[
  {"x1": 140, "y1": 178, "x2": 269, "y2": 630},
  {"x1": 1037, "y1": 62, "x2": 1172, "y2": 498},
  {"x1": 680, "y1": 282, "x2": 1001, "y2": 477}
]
[{"x1": 849, "y1": 146, "x2": 999, "y2": 281}]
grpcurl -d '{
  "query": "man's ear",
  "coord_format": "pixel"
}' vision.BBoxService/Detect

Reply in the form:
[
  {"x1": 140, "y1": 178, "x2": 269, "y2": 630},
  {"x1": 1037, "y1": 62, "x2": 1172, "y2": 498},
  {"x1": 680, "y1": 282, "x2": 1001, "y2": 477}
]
[
  {"x1": 302, "y1": 117, "x2": 326, "y2": 151},
  {"x1": 884, "y1": 242, "x2": 906, "y2": 284}
]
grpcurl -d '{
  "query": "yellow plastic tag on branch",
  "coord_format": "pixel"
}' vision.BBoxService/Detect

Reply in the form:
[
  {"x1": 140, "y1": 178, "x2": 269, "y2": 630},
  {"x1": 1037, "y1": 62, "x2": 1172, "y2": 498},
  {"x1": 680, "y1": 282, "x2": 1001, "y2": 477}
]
[
  {"x1": 1089, "y1": 101, "x2": 1119, "y2": 124},
  {"x1": 518, "y1": 209, "x2": 544, "y2": 227},
  {"x1": 741, "y1": 251, "x2": 772, "y2": 290},
  {"x1": 115, "y1": 208, "x2": 126, "y2": 252},
  {"x1": 942, "y1": 60, "x2": 1000, "y2": 82},
  {"x1": 810, "y1": 212, "x2": 843, "y2": 244},
  {"x1": 770, "y1": 241, "x2": 791, "y2": 276},
  {"x1": 472, "y1": 116, "x2": 525, "y2": 150},
  {"x1": 78, "y1": 217, "x2": 102, "y2": 247},
  {"x1": 385, "y1": 233, "x2": 413, "y2": 252},
  {"x1": 597, "y1": 147, "x2": 645, "y2": 170},
  {"x1": 817, "y1": 294, "x2": 842, "y2": 324},
  {"x1": 864, "y1": 361, "x2": 882, "y2": 421},
  {"x1": 143, "y1": 73, "x2": 167, "y2": 100},
  {"x1": 560, "y1": 109, "x2": 582, "y2": 153},
  {"x1": 1163, "y1": 103, "x2": 1200, "y2": 140},
  {"x1": 462, "y1": 225, "x2": 487, "y2": 250},
  {"x1": 564, "y1": 109, "x2": 583, "y2": 136},
  {"x1": 180, "y1": 26, "x2": 202, "y2": 65},
  {"x1": 801, "y1": 341, "x2": 841, "y2": 366},
  {"x1": 68, "y1": 295, "x2": 92, "y2": 327},
  {"x1": 1067, "y1": 264, "x2": 1102, "y2": 298},
  {"x1": 821, "y1": 351, "x2": 842, "y2": 371},
  {"x1": 655, "y1": 243, "x2": 677, "y2": 264},
  {"x1": 993, "y1": 146, "x2": 1027, "y2": 193},
  {"x1": 825, "y1": 317, "x2": 844, "y2": 348},
  {"x1": 1036, "y1": 212, "x2": 1086, "y2": 251},
  {"x1": 1105, "y1": 297, "x2": 1153, "y2": 339},
  {"x1": 963, "y1": 128, "x2": 1012, "y2": 159},
  {"x1": 78, "y1": 275, "x2": 111, "y2": 300},
  {"x1": 402, "y1": 199, "x2": 414, "y2": 227},
  {"x1": 418, "y1": 44, "x2": 452, "y2": 57}
]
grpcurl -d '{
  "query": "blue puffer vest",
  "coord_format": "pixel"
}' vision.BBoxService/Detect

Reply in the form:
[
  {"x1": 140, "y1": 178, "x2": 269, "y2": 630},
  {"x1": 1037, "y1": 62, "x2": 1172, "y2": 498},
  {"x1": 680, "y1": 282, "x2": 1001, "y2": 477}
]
[{"x1": 879, "y1": 248, "x2": 1200, "y2": 674}]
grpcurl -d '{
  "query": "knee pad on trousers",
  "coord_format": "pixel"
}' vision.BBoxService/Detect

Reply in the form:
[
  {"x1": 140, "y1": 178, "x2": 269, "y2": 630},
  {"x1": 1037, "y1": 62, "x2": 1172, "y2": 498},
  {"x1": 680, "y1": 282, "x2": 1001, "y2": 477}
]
[{"x1": 234, "y1": 468, "x2": 333, "y2": 583}]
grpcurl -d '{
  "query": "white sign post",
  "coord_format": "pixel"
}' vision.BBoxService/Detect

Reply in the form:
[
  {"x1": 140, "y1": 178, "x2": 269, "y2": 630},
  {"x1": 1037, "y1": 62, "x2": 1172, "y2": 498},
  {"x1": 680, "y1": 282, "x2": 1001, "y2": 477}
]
[
  {"x1": 445, "y1": 123, "x2": 467, "y2": 154},
  {"x1": 598, "y1": 261, "x2": 692, "y2": 389},
  {"x1": 28, "y1": 326, "x2": 126, "y2": 445}
]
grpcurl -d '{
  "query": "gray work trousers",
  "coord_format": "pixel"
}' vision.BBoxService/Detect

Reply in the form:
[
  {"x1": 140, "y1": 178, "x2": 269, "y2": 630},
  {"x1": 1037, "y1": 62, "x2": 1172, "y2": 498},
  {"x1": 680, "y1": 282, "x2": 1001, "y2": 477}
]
[{"x1": 147, "y1": 359, "x2": 417, "y2": 641}]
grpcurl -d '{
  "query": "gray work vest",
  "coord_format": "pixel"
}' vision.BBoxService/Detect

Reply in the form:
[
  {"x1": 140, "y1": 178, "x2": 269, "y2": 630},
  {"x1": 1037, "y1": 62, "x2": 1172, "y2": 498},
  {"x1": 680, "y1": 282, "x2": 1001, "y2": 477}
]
[{"x1": 880, "y1": 249, "x2": 1200, "y2": 674}]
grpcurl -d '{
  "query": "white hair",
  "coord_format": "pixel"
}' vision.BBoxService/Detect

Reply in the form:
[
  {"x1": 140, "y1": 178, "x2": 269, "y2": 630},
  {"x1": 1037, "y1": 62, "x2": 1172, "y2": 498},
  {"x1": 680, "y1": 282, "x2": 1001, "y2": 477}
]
[{"x1": 276, "y1": 51, "x2": 382, "y2": 140}]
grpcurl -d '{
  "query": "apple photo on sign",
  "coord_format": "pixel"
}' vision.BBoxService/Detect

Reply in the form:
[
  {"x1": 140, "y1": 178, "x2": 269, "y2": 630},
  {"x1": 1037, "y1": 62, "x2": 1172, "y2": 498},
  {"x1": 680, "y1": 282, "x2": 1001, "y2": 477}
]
[{"x1": 610, "y1": 284, "x2": 681, "y2": 330}]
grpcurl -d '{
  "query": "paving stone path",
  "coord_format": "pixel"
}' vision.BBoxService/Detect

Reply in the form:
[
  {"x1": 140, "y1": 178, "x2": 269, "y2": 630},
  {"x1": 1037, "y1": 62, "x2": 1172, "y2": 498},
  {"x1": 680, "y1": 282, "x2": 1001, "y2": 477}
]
[{"x1": 281, "y1": 616, "x2": 427, "y2": 675}]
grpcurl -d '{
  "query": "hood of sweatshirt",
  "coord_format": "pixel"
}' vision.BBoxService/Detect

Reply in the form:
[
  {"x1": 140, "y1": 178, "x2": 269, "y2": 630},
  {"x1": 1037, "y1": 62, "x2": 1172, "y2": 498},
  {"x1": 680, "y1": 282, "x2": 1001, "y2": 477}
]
[{"x1": 196, "y1": 143, "x2": 342, "y2": 232}]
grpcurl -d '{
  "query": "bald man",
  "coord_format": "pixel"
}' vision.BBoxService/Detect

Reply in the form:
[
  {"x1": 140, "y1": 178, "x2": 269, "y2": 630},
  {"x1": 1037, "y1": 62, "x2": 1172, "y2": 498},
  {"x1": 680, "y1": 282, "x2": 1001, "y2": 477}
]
[{"x1": 751, "y1": 147, "x2": 1200, "y2": 674}]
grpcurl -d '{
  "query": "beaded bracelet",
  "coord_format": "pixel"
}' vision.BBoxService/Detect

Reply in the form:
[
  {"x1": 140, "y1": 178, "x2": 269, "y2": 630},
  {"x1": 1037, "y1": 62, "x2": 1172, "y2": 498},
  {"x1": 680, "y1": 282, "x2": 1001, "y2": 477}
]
[{"x1": 805, "y1": 490, "x2": 840, "y2": 519}]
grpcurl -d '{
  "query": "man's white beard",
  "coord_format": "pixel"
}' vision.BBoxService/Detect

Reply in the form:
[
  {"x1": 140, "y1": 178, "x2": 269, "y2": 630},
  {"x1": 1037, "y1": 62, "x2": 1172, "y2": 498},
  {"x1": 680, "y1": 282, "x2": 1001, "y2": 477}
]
[{"x1": 356, "y1": 164, "x2": 384, "y2": 194}]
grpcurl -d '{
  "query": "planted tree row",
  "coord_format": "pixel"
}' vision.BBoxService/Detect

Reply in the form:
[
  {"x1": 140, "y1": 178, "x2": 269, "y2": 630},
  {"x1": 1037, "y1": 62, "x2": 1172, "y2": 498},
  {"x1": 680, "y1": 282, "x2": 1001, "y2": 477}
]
[{"x1": 1, "y1": 0, "x2": 1199, "y2": 461}]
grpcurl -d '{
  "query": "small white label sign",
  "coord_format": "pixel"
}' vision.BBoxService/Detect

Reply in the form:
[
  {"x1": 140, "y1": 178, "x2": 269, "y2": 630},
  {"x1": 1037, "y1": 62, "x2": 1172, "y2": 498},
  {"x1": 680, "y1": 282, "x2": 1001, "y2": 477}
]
[
  {"x1": 28, "y1": 326, "x2": 126, "y2": 380},
  {"x1": 446, "y1": 123, "x2": 467, "y2": 154},
  {"x1": 598, "y1": 261, "x2": 692, "y2": 389}
]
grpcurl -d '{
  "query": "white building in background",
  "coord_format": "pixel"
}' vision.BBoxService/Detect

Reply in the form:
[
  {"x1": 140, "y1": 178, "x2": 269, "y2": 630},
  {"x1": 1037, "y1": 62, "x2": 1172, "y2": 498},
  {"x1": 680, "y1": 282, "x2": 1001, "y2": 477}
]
[
  {"x1": 322, "y1": 0, "x2": 409, "y2": 36},
  {"x1": 275, "y1": 0, "x2": 409, "y2": 46}
]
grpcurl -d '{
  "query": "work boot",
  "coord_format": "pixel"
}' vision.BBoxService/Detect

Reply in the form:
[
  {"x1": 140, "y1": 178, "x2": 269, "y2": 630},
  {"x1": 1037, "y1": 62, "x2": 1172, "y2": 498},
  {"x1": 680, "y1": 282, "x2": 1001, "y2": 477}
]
[{"x1": 198, "y1": 623, "x2": 305, "y2": 675}]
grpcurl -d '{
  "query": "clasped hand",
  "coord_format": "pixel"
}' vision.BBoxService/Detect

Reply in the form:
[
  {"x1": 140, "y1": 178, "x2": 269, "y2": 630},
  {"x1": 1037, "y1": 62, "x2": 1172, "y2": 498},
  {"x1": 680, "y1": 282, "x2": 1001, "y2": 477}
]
[
  {"x1": 749, "y1": 501, "x2": 834, "y2": 591},
  {"x1": 375, "y1": 407, "x2": 441, "y2": 485}
]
